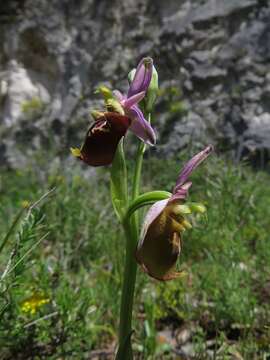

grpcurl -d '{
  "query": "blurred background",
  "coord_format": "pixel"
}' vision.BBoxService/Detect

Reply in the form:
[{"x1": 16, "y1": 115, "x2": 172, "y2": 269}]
[
  {"x1": 0, "y1": 0, "x2": 270, "y2": 359},
  {"x1": 1, "y1": 0, "x2": 270, "y2": 168}
]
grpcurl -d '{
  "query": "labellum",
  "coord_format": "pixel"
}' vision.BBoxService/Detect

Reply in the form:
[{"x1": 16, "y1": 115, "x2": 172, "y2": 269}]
[
  {"x1": 136, "y1": 200, "x2": 187, "y2": 281},
  {"x1": 72, "y1": 112, "x2": 131, "y2": 166}
]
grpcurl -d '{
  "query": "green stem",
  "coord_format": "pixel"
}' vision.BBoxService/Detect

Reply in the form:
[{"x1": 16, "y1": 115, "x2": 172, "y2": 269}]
[
  {"x1": 116, "y1": 114, "x2": 151, "y2": 359},
  {"x1": 124, "y1": 191, "x2": 171, "y2": 221},
  {"x1": 131, "y1": 113, "x2": 150, "y2": 229},
  {"x1": 116, "y1": 219, "x2": 138, "y2": 360},
  {"x1": 132, "y1": 142, "x2": 146, "y2": 200}
]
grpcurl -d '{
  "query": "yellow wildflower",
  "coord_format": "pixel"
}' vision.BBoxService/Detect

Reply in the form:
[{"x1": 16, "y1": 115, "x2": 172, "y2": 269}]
[{"x1": 21, "y1": 293, "x2": 50, "y2": 315}]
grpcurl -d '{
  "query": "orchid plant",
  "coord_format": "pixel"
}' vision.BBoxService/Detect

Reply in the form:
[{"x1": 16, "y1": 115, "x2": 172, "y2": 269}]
[{"x1": 71, "y1": 58, "x2": 213, "y2": 359}]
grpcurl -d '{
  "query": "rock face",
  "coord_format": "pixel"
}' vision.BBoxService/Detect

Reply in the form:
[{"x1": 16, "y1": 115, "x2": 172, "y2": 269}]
[{"x1": 0, "y1": 0, "x2": 270, "y2": 168}]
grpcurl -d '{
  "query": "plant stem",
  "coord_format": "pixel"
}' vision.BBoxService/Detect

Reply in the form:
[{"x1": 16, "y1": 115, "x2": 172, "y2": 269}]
[
  {"x1": 116, "y1": 220, "x2": 138, "y2": 360},
  {"x1": 132, "y1": 142, "x2": 146, "y2": 200},
  {"x1": 116, "y1": 114, "x2": 151, "y2": 359}
]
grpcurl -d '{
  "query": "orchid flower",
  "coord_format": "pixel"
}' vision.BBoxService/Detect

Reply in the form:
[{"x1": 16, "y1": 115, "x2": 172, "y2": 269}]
[
  {"x1": 71, "y1": 58, "x2": 156, "y2": 167},
  {"x1": 135, "y1": 145, "x2": 213, "y2": 281}
]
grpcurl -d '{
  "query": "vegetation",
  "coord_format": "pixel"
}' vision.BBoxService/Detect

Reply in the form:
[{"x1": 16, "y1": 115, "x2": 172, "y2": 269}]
[
  {"x1": 21, "y1": 97, "x2": 45, "y2": 119},
  {"x1": 0, "y1": 153, "x2": 270, "y2": 359}
]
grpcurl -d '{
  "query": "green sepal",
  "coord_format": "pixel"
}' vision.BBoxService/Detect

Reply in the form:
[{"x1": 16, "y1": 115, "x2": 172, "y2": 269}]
[
  {"x1": 128, "y1": 68, "x2": 136, "y2": 84},
  {"x1": 145, "y1": 65, "x2": 158, "y2": 113},
  {"x1": 124, "y1": 191, "x2": 171, "y2": 222},
  {"x1": 110, "y1": 138, "x2": 128, "y2": 221}
]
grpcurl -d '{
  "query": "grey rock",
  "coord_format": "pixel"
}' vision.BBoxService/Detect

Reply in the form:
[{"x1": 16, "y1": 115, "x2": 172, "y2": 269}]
[
  {"x1": 192, "y1": 0, "x2": 257, "y2": 24},
  {"x1": 0, "y1": 0, "x2": 270, "y2": 168},
  {"x1": 163, "y1": 0, "x2": 258, "y2": 35},
  {"x1": 191, "y1": 64, "x2": 227, "y2": 81},
  {"x1": 2, "y1": 60, "x2": 45, "y2": 126},
  {"x1": 244, "y1": 72, "x2": 264, "y2": 85},
  {"x1": 243, "y1": 87, "x2": 263, "y2": 102},
  {"x1": 189, "y1": 50, "x2": 214, "y2": 64}
]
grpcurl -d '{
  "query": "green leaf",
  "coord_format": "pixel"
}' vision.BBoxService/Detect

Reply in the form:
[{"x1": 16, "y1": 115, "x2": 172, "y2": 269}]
[
  {"x1": 110, "y1": 138, "x2": 128, "y2": 221},
  {"x1": 124, "y1": 190, "x2": 171, "y2": 222},
  {"x1": 0, "y1": 206, "x2": 26, "y2": 254}
]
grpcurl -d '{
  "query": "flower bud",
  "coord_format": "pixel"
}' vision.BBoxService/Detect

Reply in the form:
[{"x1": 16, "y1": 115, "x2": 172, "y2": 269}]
[
  {"x1": 127, "y1": 57, "x2": 153, "y2": 98},
  {"x1": 145, "y1": 65, "x2": 159, "y2": 113}
]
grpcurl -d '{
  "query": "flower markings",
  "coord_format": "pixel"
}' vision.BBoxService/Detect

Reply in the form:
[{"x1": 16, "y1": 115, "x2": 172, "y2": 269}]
[
  {"x1": 135, "y1": 145, "x2": 214, "y2": 281},
  {"x1": 71, "y1": 57, "x2": 156, "y2": 166}
]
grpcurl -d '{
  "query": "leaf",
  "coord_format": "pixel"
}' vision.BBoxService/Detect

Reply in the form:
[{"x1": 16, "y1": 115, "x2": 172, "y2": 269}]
[
  {"x1": 0, "y1": 206, "x2": 26, "y2": 254},
  {"x1": 110, "y1": 138, "x2": 128, "y2": 221}
]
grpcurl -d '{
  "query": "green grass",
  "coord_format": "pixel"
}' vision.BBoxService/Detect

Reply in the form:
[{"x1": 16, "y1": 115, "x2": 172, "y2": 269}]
[{"x1": 0, "y1": 153, "x2": 270, "y2": 359}]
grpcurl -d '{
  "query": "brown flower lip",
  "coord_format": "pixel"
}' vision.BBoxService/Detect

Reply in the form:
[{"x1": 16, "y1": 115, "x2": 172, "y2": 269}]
[
  {"x1": 135, "y1": 145, "x2": 214, "y2": 281},
  {"x1": 135, "y1": 201, "x2": 185, "y2": 281},
  {"x1": 78, "y1": 112, "x2": 131, "y2": 167}
]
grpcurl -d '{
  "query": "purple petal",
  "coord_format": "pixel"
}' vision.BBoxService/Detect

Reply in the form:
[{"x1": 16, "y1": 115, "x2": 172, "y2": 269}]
[
  {"x1": 127, "y1": 57, "x2": 153, "y2": 98},
  {"x1": 113, "y1": 90, "x2": 125, "y2": 102},
  {"x1": 123, "y1": 91, "x2": 145, "y2": 109},
  {"x1": 169, "y1": 182, "x2": 192, "y2": 203},
  {"x1": 126, "y1": 105, "x2": 156, "y2": 145},
  {"x1": 173, "y1": 145, "x2": 213, "y2": 193}
]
